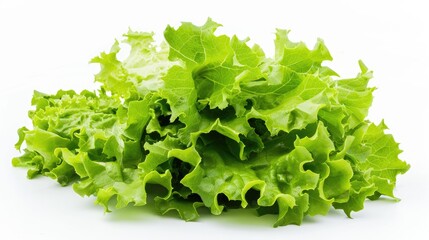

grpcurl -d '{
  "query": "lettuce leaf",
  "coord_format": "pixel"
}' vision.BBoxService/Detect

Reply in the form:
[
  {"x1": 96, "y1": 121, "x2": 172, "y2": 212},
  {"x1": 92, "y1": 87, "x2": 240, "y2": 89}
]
[{"x1": 13, "y1": 19, "x2": 409, "y2": 227}]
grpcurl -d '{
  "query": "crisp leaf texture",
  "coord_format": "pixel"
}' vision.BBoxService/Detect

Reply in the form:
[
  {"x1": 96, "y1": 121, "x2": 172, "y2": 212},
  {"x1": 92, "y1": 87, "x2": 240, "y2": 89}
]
[{"x1": 13, "y1": 19, "x2": 409, "y2": 227}]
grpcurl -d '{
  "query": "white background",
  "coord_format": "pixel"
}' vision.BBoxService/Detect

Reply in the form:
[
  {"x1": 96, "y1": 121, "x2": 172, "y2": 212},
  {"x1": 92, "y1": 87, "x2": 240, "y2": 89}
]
[{"x1": 1, "y1": 0, "x2": 428, "y2": 239}]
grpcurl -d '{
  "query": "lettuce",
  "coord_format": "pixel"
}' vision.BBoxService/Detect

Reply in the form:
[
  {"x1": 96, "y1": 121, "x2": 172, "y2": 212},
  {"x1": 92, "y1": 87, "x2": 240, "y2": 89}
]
[{"x1": 13, "y1": 19, "x2": 409, "y2": 227}]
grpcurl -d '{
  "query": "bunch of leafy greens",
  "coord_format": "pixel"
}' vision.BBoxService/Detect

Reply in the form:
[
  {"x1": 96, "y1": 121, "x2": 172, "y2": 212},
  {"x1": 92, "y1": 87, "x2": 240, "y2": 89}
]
[{"x1": 13, "y1": 19, "x2": 409, "y2": 227}]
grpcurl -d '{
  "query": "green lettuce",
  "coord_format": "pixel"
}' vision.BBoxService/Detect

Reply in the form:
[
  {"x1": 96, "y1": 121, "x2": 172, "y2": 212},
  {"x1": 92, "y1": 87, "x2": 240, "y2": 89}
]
[{"x1": 13, "y1": 19, "x2": 409, "y2": 227}]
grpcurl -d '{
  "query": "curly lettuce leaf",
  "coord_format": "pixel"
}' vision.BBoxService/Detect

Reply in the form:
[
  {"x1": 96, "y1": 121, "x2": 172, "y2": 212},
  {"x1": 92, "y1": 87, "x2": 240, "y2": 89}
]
[{"x1": 13, "y1": 19, "x2": 409, "y2": 227}]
